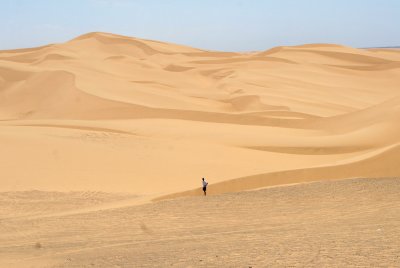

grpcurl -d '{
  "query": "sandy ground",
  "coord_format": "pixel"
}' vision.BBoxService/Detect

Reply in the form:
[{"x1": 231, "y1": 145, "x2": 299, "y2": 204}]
[
  {"x1": 1, "y1": 178, "x2": 399, "y2": 267},
  {"x1": 1, "y1": 32, "x2": 400, "y2": 266}
]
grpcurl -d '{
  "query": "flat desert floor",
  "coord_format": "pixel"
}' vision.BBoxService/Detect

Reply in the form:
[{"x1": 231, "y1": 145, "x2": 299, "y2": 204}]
[
  {"x1": 1, "y1": 32, "x2": 400, "y2": 266},
  {"x1": 1, "y1": 178, "x2": 399, "y2": 267}
]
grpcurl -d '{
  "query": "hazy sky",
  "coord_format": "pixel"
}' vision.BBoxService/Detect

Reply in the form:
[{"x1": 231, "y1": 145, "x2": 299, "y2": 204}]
[{"x1": 1, "y1": 0, "x2": 399, "y2": 51}]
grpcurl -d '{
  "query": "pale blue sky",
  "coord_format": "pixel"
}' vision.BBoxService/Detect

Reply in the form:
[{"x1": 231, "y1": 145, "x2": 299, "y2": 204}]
[{"x1": 1, "y1": 0, "x2": 399, "y2": 51}]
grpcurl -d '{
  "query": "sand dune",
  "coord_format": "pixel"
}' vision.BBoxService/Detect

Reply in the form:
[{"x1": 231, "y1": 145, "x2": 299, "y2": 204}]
[
  {"x1": 1, "y1": 32, "x2": 400, "y2": 197},
  {"x1": 1, "y1": 31, "x2": 400, "y2": 266}
]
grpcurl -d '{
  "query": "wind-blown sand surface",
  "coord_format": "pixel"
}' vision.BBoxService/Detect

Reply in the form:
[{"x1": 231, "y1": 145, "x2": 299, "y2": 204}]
[
  {"x1": 1, "y1": 32, "x2": 400, "y2": 266},
  {"x1": 1, "y1": 178, "x2": 400, "y2": 267}
]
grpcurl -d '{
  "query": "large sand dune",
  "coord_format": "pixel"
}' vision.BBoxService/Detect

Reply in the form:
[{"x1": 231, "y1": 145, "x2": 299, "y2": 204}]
[{"x1": 1, "y1": 32, "x2": 400, "y2": 197}]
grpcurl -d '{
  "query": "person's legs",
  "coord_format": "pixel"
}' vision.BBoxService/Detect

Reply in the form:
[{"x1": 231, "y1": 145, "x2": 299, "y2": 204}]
[{"x1": 203, "y1": 186, "x2": 206, "y2": 196}]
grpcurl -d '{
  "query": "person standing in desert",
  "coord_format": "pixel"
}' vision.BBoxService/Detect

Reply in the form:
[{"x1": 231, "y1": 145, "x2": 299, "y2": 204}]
[{"x1": 202, "y1": 178, "x2": 208, "y2": 196}]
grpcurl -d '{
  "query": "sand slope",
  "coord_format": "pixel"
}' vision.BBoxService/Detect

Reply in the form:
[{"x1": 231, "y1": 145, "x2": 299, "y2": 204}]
[{"x1": 1, "y1": 32, "x2": 400, "y2": 197}]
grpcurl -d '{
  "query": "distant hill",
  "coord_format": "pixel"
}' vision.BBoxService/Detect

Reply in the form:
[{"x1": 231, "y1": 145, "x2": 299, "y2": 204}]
[{"x1": 363, "y1": 46, "x2": 400, "y2": 49}]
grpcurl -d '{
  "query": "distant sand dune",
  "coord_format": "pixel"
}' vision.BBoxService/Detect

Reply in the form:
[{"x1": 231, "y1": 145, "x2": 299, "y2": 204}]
[{"x1": 0, "y1": 31, "x2": 400, "y2": 198}]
